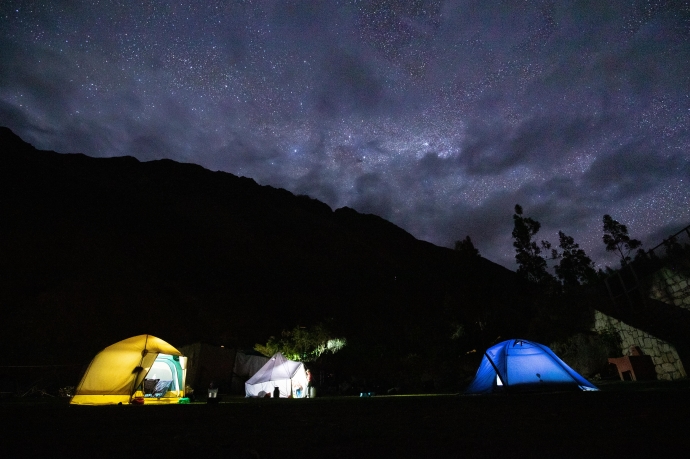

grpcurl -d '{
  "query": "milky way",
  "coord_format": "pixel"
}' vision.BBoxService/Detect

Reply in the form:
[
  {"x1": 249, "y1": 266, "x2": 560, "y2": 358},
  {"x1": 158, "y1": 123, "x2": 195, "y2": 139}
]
[{"x1": 2, "y1": 0, "x2": 689, "y2": 270}]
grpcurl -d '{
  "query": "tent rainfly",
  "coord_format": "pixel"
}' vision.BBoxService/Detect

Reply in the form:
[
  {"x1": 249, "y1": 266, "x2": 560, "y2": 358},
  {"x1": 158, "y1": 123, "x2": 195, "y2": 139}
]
[
  {"x1": 245, "y1": 352, "x2": 308, "y2": 398},
  {"x1": 465, "y1": 339, "x2": 598, "y2": 394},
  {"x1": 178, "y1": 342, "x2": 237, "y2": 394},
  {"x1": 70, "y1": 334, "x2": 188, "y2": 405},
  {"x1": 233, "y1": 351, "x2": 270, "y2": 393}
]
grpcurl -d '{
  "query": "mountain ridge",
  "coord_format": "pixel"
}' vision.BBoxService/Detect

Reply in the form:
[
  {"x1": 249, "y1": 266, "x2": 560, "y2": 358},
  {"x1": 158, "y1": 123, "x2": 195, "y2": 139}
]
[{"x1": 0, "y1": 126, "x2": 530, "y2": 389}]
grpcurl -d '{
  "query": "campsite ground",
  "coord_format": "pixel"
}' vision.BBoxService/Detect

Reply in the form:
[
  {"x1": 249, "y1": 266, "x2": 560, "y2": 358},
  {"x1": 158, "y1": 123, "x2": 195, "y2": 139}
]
[{"x1": 3, "y1": 380, "x2": 690, "y2": 458}]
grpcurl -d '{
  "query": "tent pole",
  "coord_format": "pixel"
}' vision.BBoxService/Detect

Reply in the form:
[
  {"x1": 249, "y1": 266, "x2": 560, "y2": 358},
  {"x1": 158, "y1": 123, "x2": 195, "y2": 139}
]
[
  {"x1": 484, "y1": 352, "x2": 507, "y2": 391},
  {"x1": 130, "y1": 334, "x2": 150, "y2": 403}
]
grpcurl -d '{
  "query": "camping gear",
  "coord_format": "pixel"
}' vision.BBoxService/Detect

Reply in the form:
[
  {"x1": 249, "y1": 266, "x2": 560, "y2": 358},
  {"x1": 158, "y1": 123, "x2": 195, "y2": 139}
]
[
  {"x1": 465, "y1": 339, "x2": 598, "y2": 394},
  {"x1": 608, "y1": 346, "x2": 657, "y2": 381},
  {"x1": 208, "y1": 381, "x2": 219, "y2": 404},
  {"x1": 70, "y1": 334, "x2": 187, "y2": 405},
  {"x1": 245, "y1": 352, "x2": 308, "y2": 398}
]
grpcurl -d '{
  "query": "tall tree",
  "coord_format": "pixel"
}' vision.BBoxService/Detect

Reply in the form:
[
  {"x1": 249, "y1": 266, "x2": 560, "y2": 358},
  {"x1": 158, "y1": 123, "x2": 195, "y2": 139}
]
[
  {"x1": 602, "y1": 215, "x2": 642, "y2": 267},
  {"x1": 454, "y1": 235, "x2": 480, "y2": 259},
  {"x1": 554, "y1": 231, "x2": 597, "y2": 288},
  {"x1": 512, "y1": 205, "x2": 553, "y2": 284}
]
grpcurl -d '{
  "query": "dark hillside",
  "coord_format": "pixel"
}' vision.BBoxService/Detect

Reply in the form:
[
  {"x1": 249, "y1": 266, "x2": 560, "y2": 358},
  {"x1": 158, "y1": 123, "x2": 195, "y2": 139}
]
[{"x1": 0, "y1": 127, "x2": 532, "y2": 389}]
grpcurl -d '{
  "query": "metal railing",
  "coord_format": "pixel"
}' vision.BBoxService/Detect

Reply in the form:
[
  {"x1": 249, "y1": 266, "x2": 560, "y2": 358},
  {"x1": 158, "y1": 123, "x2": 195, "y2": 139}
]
[{"x1": 604, "y1": 223, "x2": 690, "y2": 313}]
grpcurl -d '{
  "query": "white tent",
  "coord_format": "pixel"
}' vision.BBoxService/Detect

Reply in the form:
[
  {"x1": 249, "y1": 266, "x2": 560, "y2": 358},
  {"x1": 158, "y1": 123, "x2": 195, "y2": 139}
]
[{"x1": 245, "y1": 352, "x2": 308, "y2": 398}]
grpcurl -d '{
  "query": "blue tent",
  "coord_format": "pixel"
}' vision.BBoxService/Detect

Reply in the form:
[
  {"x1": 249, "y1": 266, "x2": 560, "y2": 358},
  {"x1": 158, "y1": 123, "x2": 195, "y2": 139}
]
[{"x1": 465, "y1": 339, "x2": 598, "y2": 394}]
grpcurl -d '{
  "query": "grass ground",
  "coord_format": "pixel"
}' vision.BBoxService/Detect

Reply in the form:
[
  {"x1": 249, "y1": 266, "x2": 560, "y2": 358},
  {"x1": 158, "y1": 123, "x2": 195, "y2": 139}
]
[{"x1": 2, "y1": 380, "x2": 690, "y2": 458}]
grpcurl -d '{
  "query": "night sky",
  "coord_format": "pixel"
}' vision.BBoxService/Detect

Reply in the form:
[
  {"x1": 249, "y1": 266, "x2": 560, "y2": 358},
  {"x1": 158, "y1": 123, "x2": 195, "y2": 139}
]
[{"x1": 2, "y1": 1, "x2": 689, "y2": 270}]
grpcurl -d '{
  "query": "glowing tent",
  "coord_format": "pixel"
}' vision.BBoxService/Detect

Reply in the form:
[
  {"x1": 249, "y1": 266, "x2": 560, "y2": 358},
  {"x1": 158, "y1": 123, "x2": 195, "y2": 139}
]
[
  {"x1": 245, "y1": 352, "x2": 308, "y2": 398},
  {"x1": 465, "y1": 339, "x2": 598, "y2": 394},
  {"x1": 71, "y1": 334, "x2": 187, "y2": 405}
]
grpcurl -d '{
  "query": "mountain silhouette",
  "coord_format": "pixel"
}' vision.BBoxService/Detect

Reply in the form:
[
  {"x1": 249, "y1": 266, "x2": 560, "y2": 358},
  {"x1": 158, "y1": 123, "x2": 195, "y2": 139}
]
[{"x1": 0, "y1": 127, "x2": 533, "y2": 390}]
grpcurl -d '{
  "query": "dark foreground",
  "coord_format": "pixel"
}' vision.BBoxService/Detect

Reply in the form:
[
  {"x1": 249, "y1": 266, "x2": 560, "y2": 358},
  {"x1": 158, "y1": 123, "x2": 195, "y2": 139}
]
[{"x1": 3, "y1": 381, "x2": 690, "y2": 458}]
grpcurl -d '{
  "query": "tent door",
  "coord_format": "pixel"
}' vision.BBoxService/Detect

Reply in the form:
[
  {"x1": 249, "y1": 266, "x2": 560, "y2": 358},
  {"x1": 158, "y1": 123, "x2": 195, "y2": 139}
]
[{"x1": 142, "y1": 356, "x2": 181, "y2": 398}]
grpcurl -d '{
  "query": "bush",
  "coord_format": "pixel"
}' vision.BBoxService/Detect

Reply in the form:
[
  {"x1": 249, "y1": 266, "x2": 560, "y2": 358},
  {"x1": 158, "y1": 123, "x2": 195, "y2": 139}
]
[{"x1": 550, "y1": 330, "x2": 621, "y2": 378}]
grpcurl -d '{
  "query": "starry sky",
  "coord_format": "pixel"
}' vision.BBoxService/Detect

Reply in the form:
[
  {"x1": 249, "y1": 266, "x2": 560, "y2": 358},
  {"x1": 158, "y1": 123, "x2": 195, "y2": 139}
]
[{"x1": 1, "y1": 1, "x2": 689, "y2": 271}]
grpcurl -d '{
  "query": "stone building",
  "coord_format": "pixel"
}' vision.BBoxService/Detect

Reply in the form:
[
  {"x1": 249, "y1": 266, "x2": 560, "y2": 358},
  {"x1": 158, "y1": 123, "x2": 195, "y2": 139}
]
[
  {"x1": 593, "y1": 226, "x2": 690, "y2": 381},
  {"x1": 593, "y1": 310, "x2": 686, "y2": 380}
]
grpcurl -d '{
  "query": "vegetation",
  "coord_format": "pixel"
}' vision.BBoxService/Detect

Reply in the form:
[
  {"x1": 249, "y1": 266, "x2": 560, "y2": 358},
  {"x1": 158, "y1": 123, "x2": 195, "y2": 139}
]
[
  {"x1": 552, "y1": 231, "x2": 598, "y2": 290},
  {"x1": 512, "y1": 204, "x2": 554, "y2": 285},
  {"x1": 254, "y1": 323, "x2": 346, "y2": 362},
  {"x1": 454, "y1": 235, "x2": 480, "y2": 259},
  {"x1": 488, "y1": 205, "x2": 649, "y2": 375},
  {"x1": 508, "y1": 207, "x2": 645, "y2": 290},
  {"x1": 603, "y1": 214, "x2": 643, "y2": 267},
  {"x1": 660, "y1": 233, "x2": 690, "y2": 273},
  {"x1": 510, "y1": 205, "x2": 623, "y2": 291},
  {"x1": 5, "y1": 127, "x2": 688, "y2": 396},
  {"x1": 549, "y1": 329, "x2": 622, "y2": 377}
]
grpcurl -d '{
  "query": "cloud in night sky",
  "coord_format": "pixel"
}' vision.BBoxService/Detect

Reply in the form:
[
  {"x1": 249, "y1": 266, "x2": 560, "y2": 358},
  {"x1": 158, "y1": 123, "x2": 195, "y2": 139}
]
[{"x1": 1, "y1": 0, "x2": 689, "y2": 270}]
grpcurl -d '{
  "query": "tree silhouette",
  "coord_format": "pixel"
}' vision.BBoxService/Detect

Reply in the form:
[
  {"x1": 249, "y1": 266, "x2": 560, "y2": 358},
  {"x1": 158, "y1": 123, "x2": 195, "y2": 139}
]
[
  {"x1": 554, "y1": 231, "x2": 597, "y2": 288},
  {"x1": 602, "y1": 215, "x2": 642, "y2": 267},
  {"x1": 512, "y1": 205, "x2": 554, "y2": 284},
  {"x1": 454, "y1": 235, "x2": 480, "y2": 258}
]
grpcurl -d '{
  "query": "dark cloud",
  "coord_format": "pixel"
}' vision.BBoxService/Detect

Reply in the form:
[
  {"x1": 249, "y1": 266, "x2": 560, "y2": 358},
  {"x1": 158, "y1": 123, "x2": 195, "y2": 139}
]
[
  {"x1": 293, "y1": 167, "x2": 340, "y2": 207},
  {"x1": 129, "y1": 135, "x2": 173, "y2": 162},
  {"x1": 583, "y1": 143, "x2": 688, "y2": 201},
  {"x1": 315, "y1": 50, "x2": 389, "y2": 118},
  {"x1": 457, "y1": 124, "x2": 520, "y2": 176},
  {"x1": 0, "y1": 99, "x2": 36, "y2": 139},
  {"x1": 213, "y1": 137, "x2": 282, "y2": 172},
  {"x1": 352, "y1": 172, "x2": 395, "y2": 219},
  {"x1": 416, "y1": 152, "x2": 458, "y2": 178},
  {"x1": 456, "y1": 114, "x2": 609, "y2": 176},
  {"x1": 0, "y1": 42, "x2": 78, "y2": 120}
]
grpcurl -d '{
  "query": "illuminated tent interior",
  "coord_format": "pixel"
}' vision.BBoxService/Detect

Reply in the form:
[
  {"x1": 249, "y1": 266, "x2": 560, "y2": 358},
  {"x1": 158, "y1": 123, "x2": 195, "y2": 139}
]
[
  {"x1": 465, "y1": 339, "x2": 598, "y2": 394},
  {"x1": 245, "y1": 352, "x2": 308, "y2": 398},
  {"x1": 70, "y1": 334, "x2": 187, "y2": 405}
]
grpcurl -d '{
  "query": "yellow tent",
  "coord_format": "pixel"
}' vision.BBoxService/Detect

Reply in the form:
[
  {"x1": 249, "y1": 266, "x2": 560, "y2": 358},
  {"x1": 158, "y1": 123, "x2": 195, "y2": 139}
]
[{"x1": 71, "y1": 335, "x2": 187, "y2": 405}]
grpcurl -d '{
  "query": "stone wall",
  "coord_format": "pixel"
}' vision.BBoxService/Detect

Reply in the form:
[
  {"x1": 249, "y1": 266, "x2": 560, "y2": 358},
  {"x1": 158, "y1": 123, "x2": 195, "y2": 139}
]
[
  {"x1": 648, "y1": 267, "x2": 690, "y2": 312},
  {"x1": 593, "y1": 310, "x2": 686, "y2": 381}
]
